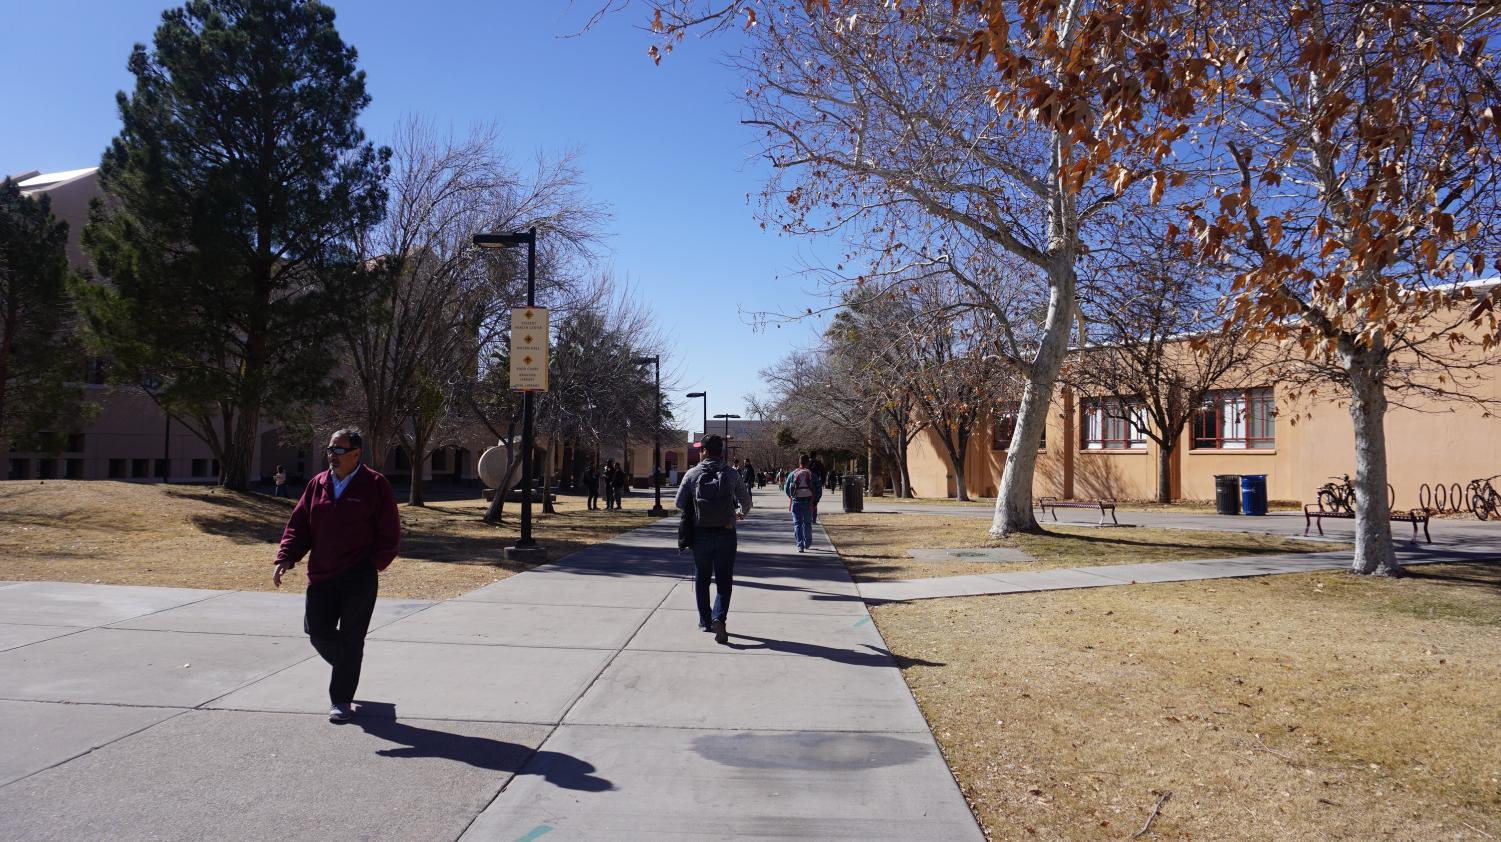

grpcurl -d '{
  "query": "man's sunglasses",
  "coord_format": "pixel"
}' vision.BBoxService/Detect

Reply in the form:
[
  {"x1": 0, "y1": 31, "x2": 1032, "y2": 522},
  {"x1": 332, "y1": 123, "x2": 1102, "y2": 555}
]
[{"x1": 326, "y1": 446, "x2": 359, "y2": 455}]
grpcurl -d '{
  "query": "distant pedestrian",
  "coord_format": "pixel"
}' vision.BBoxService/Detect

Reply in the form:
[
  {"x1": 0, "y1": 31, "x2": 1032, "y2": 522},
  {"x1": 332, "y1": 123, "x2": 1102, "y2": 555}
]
[
  {"x1": 583, "y1": 464, "x2": 599, "y2": 510},
  {"x1": 602, "y1": 461, "x2": 618, "y2": 509},
  {"x1": 612, "y1": 461, "x2": 628, "y2": 508},
  {"x1": 785, "y1": 454, "x2": 818, "y2": 552},
  {"x1": 273, "y1": 427, "x2": 399, "y2": 724},
  {"x1": 675, "y1": 435, "x2": 752, "y2": 644},
  {"x1": 810, "y1": 457, "x2": 827, "y2": 523},
  {"x1": 272, "y1": 464, "x2": 288, "y2": 498},
  {"x1": 742, "y1": 460, "x2": 756, "y2": 494}
]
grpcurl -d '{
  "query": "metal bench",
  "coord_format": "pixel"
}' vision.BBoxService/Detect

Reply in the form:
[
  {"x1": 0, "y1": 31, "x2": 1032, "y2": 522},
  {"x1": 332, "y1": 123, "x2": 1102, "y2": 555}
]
[
  {"x1": 1036, "y1": 496, "x2": 1120, "y2": 526},
  {"x1": 1302, "y1": 504, "x2": 1430, "y2": 543}
]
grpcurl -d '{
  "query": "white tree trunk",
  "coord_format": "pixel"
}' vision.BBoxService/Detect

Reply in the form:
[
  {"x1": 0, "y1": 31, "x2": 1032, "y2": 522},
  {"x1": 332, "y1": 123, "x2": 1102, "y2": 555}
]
[
  {"x1": 1345, "y1": 346, "x2": 1398, "y2": 575},
  {"x1": 991, "y1": 264, "x2": 1075, "y2": 535}
]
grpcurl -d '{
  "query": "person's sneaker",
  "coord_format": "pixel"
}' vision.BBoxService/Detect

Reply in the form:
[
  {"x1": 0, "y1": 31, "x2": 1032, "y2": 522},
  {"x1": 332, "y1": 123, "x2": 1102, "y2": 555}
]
[
  {"x1": 328, "y1": 704, "x2": 352, "y2": 723},
  {"x1": 698, "y1": 621, "x2": 713, "y2": 632},
  {"x1": 712, "y1": 618, "x2": 728, "y2": 645}
]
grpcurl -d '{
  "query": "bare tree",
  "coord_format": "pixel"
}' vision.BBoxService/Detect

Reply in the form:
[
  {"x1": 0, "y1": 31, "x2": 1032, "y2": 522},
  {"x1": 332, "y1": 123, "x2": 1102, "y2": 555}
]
[{"x1": 1195, "y1": 1, "x2": 1501, "y2": 574}]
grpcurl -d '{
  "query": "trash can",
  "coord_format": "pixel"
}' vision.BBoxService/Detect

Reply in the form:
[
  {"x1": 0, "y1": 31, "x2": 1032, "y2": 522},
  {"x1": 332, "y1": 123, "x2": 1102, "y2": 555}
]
[
  {"x1": 843, "y1": 474, "x2": 865, "y2": 513},
  {"x1": 1214, "y1": 474, "x2": 1242, "y2": 515},
  {"x1": 1240, "y1": 474, "x2": 1268, "y2": 516}
]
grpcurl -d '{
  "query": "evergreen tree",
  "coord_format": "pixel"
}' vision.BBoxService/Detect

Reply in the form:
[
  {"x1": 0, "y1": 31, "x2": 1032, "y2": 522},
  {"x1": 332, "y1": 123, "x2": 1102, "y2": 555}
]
[
  {"x1": 80, "y1": 0, "x2": 389, "y2": 489},
  {"x1": 0, "y1": 179, "x2": 89, "y2": 460}
]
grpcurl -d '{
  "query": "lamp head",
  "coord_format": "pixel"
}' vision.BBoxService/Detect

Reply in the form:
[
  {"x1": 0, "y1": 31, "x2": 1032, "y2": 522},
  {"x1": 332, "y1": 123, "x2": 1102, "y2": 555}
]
[
  {"x1": 686, "y1": 391, "x2": 705, "y2": 398},
  {"x1": 473, "y1": 231, "x2": 535, "y2": 249}
]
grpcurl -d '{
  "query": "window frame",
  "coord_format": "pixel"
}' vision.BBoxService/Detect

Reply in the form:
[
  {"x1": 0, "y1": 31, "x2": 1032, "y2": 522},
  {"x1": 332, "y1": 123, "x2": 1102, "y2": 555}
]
[
  {"x1": 1192, "y1": 387, "x2": 1276, "y2": 450},
  {"x1": 1080, "y1": 397, "x2": 1148, "y2": 450},
  {"x1": 991, "y1": 403, "x2": 1046, "y2": 451}
]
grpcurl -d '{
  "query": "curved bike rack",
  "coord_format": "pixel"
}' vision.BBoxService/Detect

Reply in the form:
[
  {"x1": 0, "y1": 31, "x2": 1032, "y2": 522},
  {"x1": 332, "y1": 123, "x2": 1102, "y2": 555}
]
[{"x1": 1418, "y1": 481, "x2": 1479, "y2": 515}]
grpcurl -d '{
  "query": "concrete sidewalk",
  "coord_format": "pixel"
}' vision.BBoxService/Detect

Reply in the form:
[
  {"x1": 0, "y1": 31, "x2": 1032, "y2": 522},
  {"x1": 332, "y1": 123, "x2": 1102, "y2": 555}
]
[{"x1": 0, "y1": 490, "x2": 984, "y2": 841}]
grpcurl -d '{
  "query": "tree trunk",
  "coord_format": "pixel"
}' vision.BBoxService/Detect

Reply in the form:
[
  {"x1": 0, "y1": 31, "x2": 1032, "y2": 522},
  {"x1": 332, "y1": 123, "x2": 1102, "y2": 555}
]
[
  {"x1": 482, "y1": 448, "x2": 521, "y2": 524},
  {"x1": 222, "y1": 404, "x2": 258, "y2": 491},
  {"x1": 992, "y1": 264, "x2": 1075, "y2": 536},
  {"x1": 897, "y1": 432, "x2": 913, "y2": 498},
  {"x1": 1156, "y1": 442, "x2": 1174, "y2": 504},
  {"x1": 1345, "y1": 345, "x2": 1398, "y2": 575},
  {"x1": 407, "y1": 440, "x2": 427, "y2": 507},
  {"x1": 542, "y1": 445, "x2": 556, "y2": 515}
]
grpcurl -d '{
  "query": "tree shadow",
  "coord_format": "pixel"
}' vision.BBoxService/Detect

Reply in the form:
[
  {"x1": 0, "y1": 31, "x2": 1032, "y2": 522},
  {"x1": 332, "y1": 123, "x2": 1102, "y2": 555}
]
[
  {"x1": 724, "y1": 633, "x2": 945, "y2": 668},
  {"x1": 1399, "y1": 559, "x2": 1501, "y2": 592},
  {"x1": 351, "y1": 701, "x2": 612, "y2": 792}
]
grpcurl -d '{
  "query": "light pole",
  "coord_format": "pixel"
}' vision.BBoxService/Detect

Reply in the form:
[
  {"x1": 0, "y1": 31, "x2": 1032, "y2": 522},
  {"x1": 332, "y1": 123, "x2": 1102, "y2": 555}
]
[
  {"x1": 473, "y1": 227, "x2": 545, "y2": 561},
  {"x1": 686, "y1": 391, "x2": 707, "y2": 463},
  {"x1": 634, "y1": 355, "x2": 666, "y2": 516},
  {"x1": 713, "y1": 413, "x2": 740, "y2": 461}
]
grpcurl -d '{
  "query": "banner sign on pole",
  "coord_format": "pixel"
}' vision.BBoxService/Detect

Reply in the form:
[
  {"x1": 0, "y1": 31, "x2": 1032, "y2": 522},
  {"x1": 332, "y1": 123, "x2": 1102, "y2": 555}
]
[{"x1": 510, "y1": 307, "x2": 549, "y2": 391}]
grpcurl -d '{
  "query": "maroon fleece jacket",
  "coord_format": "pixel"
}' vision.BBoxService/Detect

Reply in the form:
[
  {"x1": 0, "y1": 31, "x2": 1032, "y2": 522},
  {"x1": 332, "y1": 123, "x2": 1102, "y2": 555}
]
[{"x1": 275, "y1": 465, "x2": 400, "y2": 583}]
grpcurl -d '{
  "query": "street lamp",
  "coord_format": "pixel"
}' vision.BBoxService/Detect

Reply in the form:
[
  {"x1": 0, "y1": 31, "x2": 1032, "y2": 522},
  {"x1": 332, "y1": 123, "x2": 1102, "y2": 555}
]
[
  {"x1": 713, "y1": 413, "x2": 740, "y2": 461},
  {"x1": 473, "y1": 227, "x2": 545, "y2": 562},
  {"x1": 633, "y1": 354, "x2": 666, "y2": 516},
  {"x1": 686, "y1": 391, "x2": 707, "y2": 459}
]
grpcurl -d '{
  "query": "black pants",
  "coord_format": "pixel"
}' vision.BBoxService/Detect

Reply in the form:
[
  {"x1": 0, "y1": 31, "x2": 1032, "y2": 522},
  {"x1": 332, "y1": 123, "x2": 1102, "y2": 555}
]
[
  {"x1": 587, "y1": 487, "x2": 599, "y2": 510},
  {"x1": 691, "y1": 527, "x2": 737, "y2": 626},
  {"x1": 304, "y1": 562, "x2": 378, "y2": 706}
]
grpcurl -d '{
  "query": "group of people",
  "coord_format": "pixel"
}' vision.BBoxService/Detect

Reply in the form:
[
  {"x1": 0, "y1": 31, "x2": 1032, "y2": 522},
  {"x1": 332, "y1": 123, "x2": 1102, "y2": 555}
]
[
  {"x1": 271, "y1": 423, "x2": 851, "y2": 721},
  {"x1": 579, "y1": 461, "x2": 630, "y2": 511}
]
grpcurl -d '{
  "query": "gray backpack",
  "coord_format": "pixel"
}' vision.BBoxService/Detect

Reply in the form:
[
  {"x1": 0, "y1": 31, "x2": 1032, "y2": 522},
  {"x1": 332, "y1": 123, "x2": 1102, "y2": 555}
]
[{"x1": 694, "y1": 465, "x2": 736, "y2": 527}]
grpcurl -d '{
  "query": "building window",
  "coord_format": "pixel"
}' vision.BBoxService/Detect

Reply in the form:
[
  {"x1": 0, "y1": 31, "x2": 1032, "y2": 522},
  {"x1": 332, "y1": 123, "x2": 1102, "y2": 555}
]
[
  {"x1": 109, "y1": 459, "x2": 128, "y2": 479},
  {"x1": 1193, "y1": 387, "x2": 1275, "y2": 449},
  {"x1": 38, "y1": 459, "x2": 57, "y2": 479},
  {"x1": 431, "y1": 449, "x2": 448, "y2": 472},
  {"x1": 1081, "y1": 398, "x2": 1147, "y2": 450},
  {"x1": 155, "y1": 459, "x2": 170, "y2": 479},
  {"x1": 131, "y1": 458, "x2": 151, "y2": 478},
  {"x1": 65, "y1": 433, "x2": 85, "y2": 453},
  {"x1": 191, "y1": 459, "x2": 209, "y2": 478},
  {"x1": 9, "y1": 459, "x2": 30, "y2": 480},
  {"x1": 991, "y1": 404, "x2": 1045, "y2": 450},
  {"x1": 66, "y1": 459, "x2": 84, "y2": 479}
]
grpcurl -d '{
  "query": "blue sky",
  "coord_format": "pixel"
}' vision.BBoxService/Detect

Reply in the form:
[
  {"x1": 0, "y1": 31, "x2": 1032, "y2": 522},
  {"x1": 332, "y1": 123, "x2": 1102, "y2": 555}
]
[{"x1": 0, "y1": 0, "x2": 837, "y2": 433}]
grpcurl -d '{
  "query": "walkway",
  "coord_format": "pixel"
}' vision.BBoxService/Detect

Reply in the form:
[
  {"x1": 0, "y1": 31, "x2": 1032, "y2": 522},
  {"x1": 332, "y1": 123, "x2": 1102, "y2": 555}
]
[
  {"x1": 0, "y1": 490, "x2": 984, "y2": 841},
  {"x1": 854, "y1": 500, "x2": 1501, "y2": 602}
]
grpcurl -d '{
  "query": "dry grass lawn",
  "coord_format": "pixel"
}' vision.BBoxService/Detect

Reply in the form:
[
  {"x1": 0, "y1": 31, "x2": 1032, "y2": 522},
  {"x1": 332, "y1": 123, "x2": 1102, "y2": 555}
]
[
  {"x1": 822, "y1": 512, "x2": 1339, "y2": 582},
  {"x1": 872, "y1": 562, "x2": 1501, "y2": 840},
  {"x1": 0, "y1": 480, "x2": 667, "y2": 599},
  {"x1": 870, "y1": 497, "x2": 1302, "y2": 513}
]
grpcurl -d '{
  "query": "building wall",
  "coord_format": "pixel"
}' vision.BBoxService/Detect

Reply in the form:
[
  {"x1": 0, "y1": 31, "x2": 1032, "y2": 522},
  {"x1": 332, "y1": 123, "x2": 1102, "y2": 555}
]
[{"x1": 906, "y1": 319, "x2": 1501, "y2": 505}]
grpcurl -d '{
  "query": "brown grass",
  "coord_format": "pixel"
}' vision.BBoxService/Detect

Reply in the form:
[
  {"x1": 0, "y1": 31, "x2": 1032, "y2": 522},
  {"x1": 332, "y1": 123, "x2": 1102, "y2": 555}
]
[
  {"x1": 869, "y1": 497, "x2": 1302, "y2": 513},
  {"x1": 871, "y1": 562, "x2": 1501, "y2": 840},
  {"x1": 822, "y1": 512, "x2": 1340, "y2": 582},
  {"x1": 0, "y1": 480, "x2": 666, "y2": 599}
]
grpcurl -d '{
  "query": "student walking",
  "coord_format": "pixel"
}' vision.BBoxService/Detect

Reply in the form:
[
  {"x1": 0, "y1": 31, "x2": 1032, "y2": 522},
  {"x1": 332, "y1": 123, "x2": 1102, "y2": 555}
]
[
  {"x1": 809, "y1": 457, "x2": 827, "y2": 524},
  {"x1": 273, "y1": 427, "x2": 400, "y2": 723},
  {"x1": 602, "y1": 461, "x2": 618, "y2": 510},
  {"x1": 582, "y1": 464, "x2": 599, "y2": 510},
  {"x1": 612, "y1": 461, "x2": 628, "y2": 508},
  {"x1": 675, "y1": 435, "x2": 752, "y2": 644},
  {"x1": 784, "y1": 454, "x2": 818, "y2": 552},
  {"x1": 272, "y1": 464, "x2": 288, "y2": 498}
]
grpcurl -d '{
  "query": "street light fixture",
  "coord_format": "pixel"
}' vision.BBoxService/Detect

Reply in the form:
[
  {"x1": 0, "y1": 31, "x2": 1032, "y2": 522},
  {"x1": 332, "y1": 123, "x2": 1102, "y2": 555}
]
[
  {"x1": 473, "y1": 226, "x2": 545, "y2": 562},
  {"x1": 633, "y1": 355, "x2": 666, "y2": 516},
  {"x1": 686, "y1": 391, "x2": 707, "y2": 458},
  {"x1": 713, "y1": 413, "x2": 741, "y2": 460}
]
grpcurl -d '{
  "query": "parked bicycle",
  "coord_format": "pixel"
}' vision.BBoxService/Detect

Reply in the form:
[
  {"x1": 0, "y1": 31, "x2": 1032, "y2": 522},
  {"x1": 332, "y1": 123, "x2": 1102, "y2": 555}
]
[
  {"x1": 1468, "y1": 476, "x2": 1501, "y2": 521},
  {"x1": 1315, "y1": 474, "x2": 1396, "y2": 514}
]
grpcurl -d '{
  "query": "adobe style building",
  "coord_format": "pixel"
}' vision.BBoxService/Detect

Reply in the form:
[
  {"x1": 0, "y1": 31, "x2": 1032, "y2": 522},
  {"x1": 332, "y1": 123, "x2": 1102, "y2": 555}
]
[{"x1": 904, "y1": 296, "x2": 1501, "y2": 508}]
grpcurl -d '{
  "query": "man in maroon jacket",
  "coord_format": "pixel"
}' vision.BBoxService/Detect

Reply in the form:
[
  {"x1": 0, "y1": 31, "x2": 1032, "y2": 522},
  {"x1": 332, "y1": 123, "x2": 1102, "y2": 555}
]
[{"x1": 273, "y1": 427, "x2": 400, "y2": 723}]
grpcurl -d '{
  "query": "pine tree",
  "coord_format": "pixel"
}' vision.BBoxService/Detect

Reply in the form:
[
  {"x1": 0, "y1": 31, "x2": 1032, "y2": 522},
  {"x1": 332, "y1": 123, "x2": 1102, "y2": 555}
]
[{"x1": 80, "y1": 0, "x2": 389, "y2": 489}]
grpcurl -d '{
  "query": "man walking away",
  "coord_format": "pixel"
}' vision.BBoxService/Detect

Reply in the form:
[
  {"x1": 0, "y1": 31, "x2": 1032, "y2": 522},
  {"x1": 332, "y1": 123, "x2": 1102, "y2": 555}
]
[
  {"x1": 785, "y1": 454, "x2": 817, "y2": 552},
  {"x1": 273, "y1": 427, "x2": 400, "y2": 723},
  {"x1": 613, "y1": 461, "x2": 628, "y2": 508},
  {"x1": 809, "y1": 457, "x2": 827, "y2": 524},
  {"x1": 675, "y1": 435, "x2": 752, "y2": 644},
  {"x1": 602, "y1": 461, "x2": 617, "y2": 510},
  {"x1": 583, "y1": 464, "x2": 599, "y2": 510}
]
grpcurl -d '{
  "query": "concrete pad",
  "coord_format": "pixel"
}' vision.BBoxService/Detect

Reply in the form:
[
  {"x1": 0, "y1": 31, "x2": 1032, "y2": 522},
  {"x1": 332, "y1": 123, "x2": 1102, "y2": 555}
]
[
  {"x1": 566, "y1": 650, "x2": 928, "y2": 732},
  {"x1": 110, "y1": 590, "x2": 433, "y2": 637},
  {"x1": 628, "y1": 608, "x2": 889, "y2": 657},
  {"x1": 863, "y1": 573, "x2": 1041, "y2": 602},
  {"x1": 454, "y1": 572, "x2": 679, "y2": 608},
  {"x1": 0, "y1": 709, "x2": 551, "y2": 842},
  {"x1": 0, "y1": 581, "x2": 227, "y2": 627},
  {"x1": 209, "y1": 639, "x2": 612, "y2": 723},
  {"x1": 1056, "y1": 562, "x2": 1248, "y2": 584},
  {"x1": 1182, "y1": 558, "x2": 1342, "y2": 577},
  {"x1": 982, "y1": 568, "x2": 1131, "y2": 592},
  {"x1": 907, "y1": 547, "x2": 1034, "y2": 563},
  {"x1": 0, "y1": 700, "x2": 182, "y2": 786},
  {"x1": 662, "y1": 579, "x2": 867, "y2": 616},
  {"x1": 0, "y1": 623, "x2": 78, "y2": 652},
  {"x1": 461, "y1": 724, "x2": 985, "y2": 841},
  {"x1": 0, "y1": 628, "x2": 313, "y2": 706},
  {"x1": 370, "y1": 601, "x2": 651, "y2": 649}
]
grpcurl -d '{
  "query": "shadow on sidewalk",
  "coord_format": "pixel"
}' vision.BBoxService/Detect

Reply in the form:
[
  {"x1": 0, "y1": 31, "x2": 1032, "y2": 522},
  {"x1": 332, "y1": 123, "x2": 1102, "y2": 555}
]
[
  {"x1": 350, "y1": 701, "x2": 613, "y2": 792},
  {"x1": 724, "y1": 634, "x2": 945, "y2": 668}
]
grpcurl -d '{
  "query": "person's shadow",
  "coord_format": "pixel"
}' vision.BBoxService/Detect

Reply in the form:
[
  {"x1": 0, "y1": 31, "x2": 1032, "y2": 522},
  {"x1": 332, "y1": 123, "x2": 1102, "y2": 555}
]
[{"x1": 351, "y1": 701, "x2": 612, "y2": 792}]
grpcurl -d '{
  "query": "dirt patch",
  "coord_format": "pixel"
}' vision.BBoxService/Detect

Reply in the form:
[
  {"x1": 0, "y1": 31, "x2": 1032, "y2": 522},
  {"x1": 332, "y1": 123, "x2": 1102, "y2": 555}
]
[
  {"x1": 870, "y1": 562, "x2": 1501, "y2": 840},
  {"x1": 0, "y1": 480, "x2": 668, "y2": 600},
  {"x1": 821, "y1": 513, "x2": 1339, "y2": 582}
]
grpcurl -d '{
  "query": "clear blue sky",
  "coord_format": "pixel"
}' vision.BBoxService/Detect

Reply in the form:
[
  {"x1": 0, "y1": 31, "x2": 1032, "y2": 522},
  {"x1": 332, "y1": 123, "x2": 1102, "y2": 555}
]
[{"x1": 0, "y1": 0, "x2": 838, "y2": 433}]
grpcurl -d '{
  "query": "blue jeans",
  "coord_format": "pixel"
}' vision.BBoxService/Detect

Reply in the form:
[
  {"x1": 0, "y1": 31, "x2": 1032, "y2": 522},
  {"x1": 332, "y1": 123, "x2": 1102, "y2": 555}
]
[
  {"x1": 791, "y1": 498, "x2": 814, "y2": 549},
  {"x1": 691, "y1": 527, "x2": 737, "y2": 625}
]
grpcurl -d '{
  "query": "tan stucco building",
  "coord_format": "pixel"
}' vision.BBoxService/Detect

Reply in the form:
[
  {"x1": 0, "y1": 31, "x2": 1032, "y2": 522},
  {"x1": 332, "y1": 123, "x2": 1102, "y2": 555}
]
[{"x1": 903, "y1": 305, "x2": 1501, "y2": 508}]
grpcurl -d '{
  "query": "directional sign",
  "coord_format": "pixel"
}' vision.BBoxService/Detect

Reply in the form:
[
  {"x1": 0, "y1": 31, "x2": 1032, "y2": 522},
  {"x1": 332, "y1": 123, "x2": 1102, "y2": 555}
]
[{"x1": 510, "y1": 307, "x2": 549, "y2": 391}]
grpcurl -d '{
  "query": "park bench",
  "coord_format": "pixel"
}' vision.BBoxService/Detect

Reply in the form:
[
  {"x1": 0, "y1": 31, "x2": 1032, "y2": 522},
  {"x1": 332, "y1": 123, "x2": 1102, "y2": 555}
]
[
  {"x1": 1035, "y1": 496, "x2": 1120, "y2": 527},
  {"x1": 1302, "y1": 504, "x2": 1431, "y2": 543}
]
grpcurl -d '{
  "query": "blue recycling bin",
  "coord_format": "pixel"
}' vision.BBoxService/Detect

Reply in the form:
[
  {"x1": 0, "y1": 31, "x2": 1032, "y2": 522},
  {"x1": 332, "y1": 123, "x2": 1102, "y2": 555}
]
[{"x1": 1240, "y1": 474, "x2": 1268, "y2": 516}]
